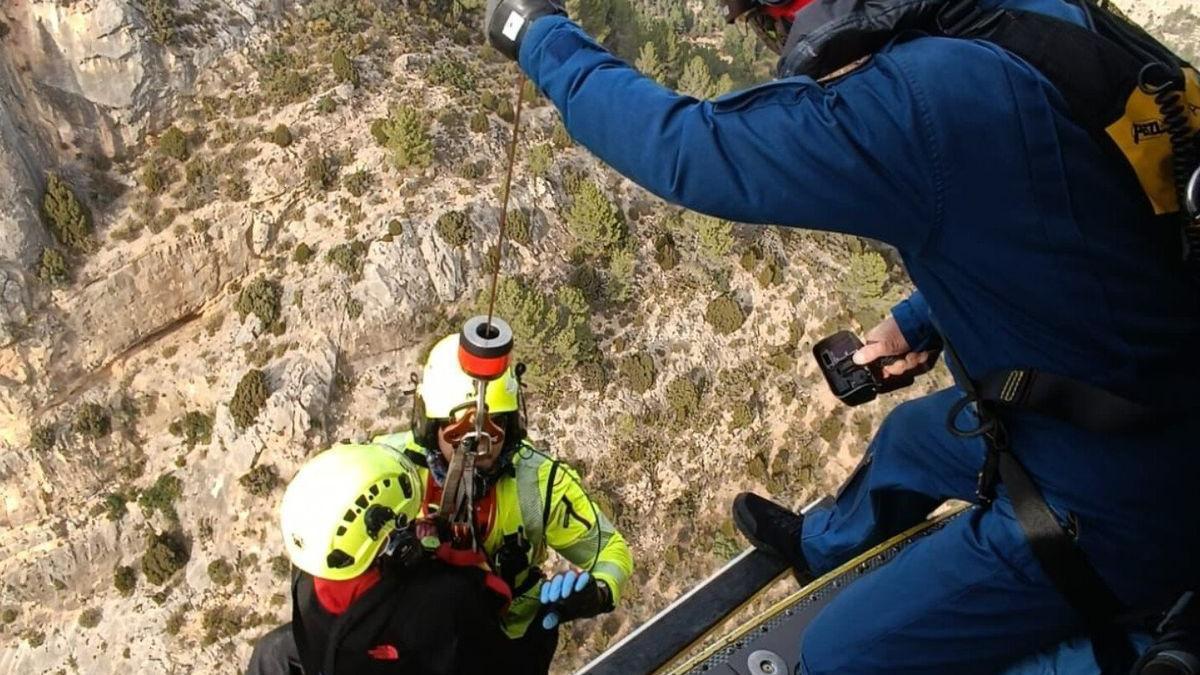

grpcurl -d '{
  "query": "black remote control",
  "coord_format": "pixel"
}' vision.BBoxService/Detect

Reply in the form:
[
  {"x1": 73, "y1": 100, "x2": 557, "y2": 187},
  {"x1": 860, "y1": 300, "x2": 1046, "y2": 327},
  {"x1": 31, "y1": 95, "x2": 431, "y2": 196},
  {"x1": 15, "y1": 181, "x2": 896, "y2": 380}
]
[{"x1": 813, "y1": 331, "x2": 915, "y2": 406}]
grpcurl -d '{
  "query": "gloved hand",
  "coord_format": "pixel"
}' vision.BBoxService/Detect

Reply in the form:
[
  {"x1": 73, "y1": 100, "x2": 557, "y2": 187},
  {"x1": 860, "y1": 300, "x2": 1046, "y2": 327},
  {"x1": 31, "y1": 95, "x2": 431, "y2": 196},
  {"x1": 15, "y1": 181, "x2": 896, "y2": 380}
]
[
  {"x1": 484, "y1": 0, "x2": 565, "y2": 62},
  {"x1": 539, "y1": 570, "x2": 613, "y2": 629}
]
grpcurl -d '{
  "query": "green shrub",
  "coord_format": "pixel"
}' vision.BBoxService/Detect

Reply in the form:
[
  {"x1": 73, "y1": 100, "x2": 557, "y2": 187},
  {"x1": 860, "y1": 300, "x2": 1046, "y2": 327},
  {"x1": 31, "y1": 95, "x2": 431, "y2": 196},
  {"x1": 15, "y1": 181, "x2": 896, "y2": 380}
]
[
  {"x1": 496, "y1": 98, "x2": 515, "y2": 123},
  {"x1": 230, "y1": 369, "x2": 269, "y2": 428},
  {"x1": 818, "y1": 414, "x2": 844, "y2": 444},
  {"x1": 37, "y1": 248, "x2": 69, "y2": 285},
  {"x1": 235, "y1": 277, "x2": 282, "y2": 328},
  {"x1": 293, "y1": 242, "x2": 314, "y2": 264},
  {"x1": 24, "y1": 630, "x2": 45, "y2": 648},
  {"x1": 143, "y1": 0, "x2": 176, "y2": 45},
  {"x1": 730, "y1": 401, "x2": 754, "y2": 429},
  {"x1": 508, "y1": 208, "x2": 533, "y2": 245},
  {"x1": 270, "y1": 124, "x2": 293, "y2": 147},
  {"x1": 78, "y1": 607, "x2": 102, "y2": 629},
  {"x1": 325, "y1": 240, "x2": 367, "y2": 277},
  {"x1": 331, "y1": 48, "x2": 359, "y2": 85},
  {"x1": 618, "y1": 353, "x2": 656, "y2": 394},
  {"x1": 159, "y1": 126, "x2": 189, "y2": 161},
  {"x1": 141, "y1": 530, "x2": 189, "y2": 586},
  {"x1": 2, "y1": 608, "x2": 17, "y2": 624},
  {"x1": 139, "y1": 472, "x2": 183, "y2": 521},
  {"x1": 202, "y1": 604, "x2": 247, "y2": 646},
  {"x1": 654, "y1": 233, "x2": 679, "y2": 270},
  {"x1": 435, "y1": 210, "x2": 472, "y2": 247},
  {"x1": 528, "y1": 143, "x2": 552, "y2": 177},
  {"x1": 568, "y1": 264, "x2": 605, "y2": 305},
  {"x1": 74, "y1": 402, "x2": 111, "y2": 439},
  {"x1": 304, "y1": 152, "x2": 338, "y2": 191},
  {"x1": 692, "y1": 213, "x2": 734, "y2": 260},
  {"x1": 375, "y1": 106, "x2": 433, "y2": 170},
  {"x1": 551, "y1": 122, "x2": 573, "y2": 148},
  {"x1": 42, "y1": 174, "x2": 92, "y2": 251},
  {"x1": 457, "y1": 159, "x2": 489, "y2": 180},
  {"x1": 342, "y1": 169, "x2": 372, "y2": 197},
  {"x1": 370, "y1": 118, "x2": 389, "y2": 145},
  {"x1": 169, "y1": 411, "x2": 213, "y2": 448},
  {"x1": 102, "y1": 492, "x2": 128, "y2": 521},
  {"x1": 387, "y1": 220, "x2": 404, "y2": 237},
  {"x1": 165, "y1": 607, "x2": 188, "y2": 636},
  {"x1": 141, "y1": 162, "x2": 168, "y2": 193},
  {"x1": 239, "y1": 464, "x2": 281, "y2": 497},
  {"x1": 469, "y1": 110, "x2": 489, "y2": 133},
  {"x1": 607, "y1": 248, "x2": 636, "y2": 304},
  {"x1": 270, "y1": 554, "x2": 292, "y2": 580},
  {"x1": 567, "y1": 181, "x2": 626, "y2": 255},
  {"x1": 705, "y1": 295, "x2": 745, "y2": 335},
  {"x1": 207, "y1": 558, "x2": 235, "y2": 587},
  {"x1": 31, "y1": 423, "x2": 56, "y2": 452},
  {"x1": 317, "y1": 96, "x2": 338, "y2": 114},
  {"x1": 665, "y1": 377, "x2": 701, "y2": 420},
  {"x1": 485, "y1": 277, "x2": 597, "y2": 390},
  {"x1": 425, "y1": 59, "x2": 476, "y2": 91},
  {"x1": 257, "y1": 49, "x2": 312, "y2": 106}
]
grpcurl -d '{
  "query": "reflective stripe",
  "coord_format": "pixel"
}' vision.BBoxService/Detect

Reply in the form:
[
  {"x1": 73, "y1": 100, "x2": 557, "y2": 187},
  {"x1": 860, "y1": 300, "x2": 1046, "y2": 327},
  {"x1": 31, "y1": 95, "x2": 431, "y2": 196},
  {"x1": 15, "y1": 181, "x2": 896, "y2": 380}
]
[
  {"x1": 591, "y1": 561, "x2": 627, "y2": 588},
  {"x1": 514, "y1": 449, "x2": 550, "y2": 557}
]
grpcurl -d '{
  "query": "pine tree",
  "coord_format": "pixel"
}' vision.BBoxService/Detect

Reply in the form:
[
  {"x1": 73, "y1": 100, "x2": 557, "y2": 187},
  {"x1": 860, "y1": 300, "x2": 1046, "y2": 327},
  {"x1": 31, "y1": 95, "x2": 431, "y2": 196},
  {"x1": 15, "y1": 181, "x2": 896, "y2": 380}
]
[
  {"x1": 378, "y1": 106, "x2": 433, "y2": 170},
  {"x1": 41, "y1": 174, "x2": 92, "y2": 251},
  {"x1": 636, "y1": 42, "x2": 666, "y2": 83},
  {"x1": 678, "y1": 55, "x2": 715, "y2": 99}
]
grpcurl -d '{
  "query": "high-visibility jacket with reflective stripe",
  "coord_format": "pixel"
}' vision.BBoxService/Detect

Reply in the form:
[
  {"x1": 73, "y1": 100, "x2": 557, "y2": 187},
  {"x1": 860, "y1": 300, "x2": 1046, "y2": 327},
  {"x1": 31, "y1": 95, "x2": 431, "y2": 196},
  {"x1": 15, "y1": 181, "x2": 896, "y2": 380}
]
[{"x1": 372, "y1": 432, "x2": 633, "y2": 638}]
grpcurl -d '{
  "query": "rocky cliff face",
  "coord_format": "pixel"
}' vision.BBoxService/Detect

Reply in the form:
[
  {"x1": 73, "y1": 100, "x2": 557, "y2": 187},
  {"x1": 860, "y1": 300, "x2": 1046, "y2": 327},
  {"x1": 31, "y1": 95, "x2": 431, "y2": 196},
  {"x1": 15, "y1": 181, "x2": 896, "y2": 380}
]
[{"x1": 0, "y1": 0, "x2": 1196, "y2": 673}]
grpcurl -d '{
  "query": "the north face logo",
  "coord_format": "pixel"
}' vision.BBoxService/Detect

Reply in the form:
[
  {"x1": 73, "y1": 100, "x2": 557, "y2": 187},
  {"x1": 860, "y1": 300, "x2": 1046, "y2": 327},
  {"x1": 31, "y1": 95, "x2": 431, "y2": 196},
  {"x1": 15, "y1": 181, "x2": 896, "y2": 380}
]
[{"x1": 367, "y1": 644, "x2": 400, "y2": 660}]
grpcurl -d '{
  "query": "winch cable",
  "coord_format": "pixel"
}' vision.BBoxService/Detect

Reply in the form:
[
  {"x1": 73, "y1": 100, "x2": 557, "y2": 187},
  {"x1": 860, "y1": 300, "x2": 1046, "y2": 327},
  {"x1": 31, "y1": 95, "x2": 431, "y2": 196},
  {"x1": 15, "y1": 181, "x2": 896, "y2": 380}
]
[
  {"x1": 442, "y1": 73, "x2": 528, "y2": 540},
  {"x1": 484, "y1": 73, "x2": 528, "y2": 332}
]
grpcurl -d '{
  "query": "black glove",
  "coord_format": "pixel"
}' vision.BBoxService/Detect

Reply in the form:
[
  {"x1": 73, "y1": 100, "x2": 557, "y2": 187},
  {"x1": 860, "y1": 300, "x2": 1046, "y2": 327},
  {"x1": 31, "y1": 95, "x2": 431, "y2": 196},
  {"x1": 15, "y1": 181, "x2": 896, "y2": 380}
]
[
  {"x1": 540, "y1": 571, "x2": 614, "y2": 629},
  {"x1": 485, "y1": 0, "x2": 566, "y2": 62}
]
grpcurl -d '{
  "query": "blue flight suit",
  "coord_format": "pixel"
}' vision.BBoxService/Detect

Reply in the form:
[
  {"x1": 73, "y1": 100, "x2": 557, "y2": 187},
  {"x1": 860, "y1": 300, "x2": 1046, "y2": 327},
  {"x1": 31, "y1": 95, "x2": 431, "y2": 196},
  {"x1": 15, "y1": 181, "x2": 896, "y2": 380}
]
[{"x1": 517, "y1": 0, "x2": 1200, "y2": 671}]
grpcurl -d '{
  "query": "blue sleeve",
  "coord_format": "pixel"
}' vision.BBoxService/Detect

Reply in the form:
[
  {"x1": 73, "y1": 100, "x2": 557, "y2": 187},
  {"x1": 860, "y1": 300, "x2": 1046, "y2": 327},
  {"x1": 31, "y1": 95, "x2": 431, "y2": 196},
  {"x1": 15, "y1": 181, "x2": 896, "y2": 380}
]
[
  {"x1": 518, "y1": 17, "x2": 943, "y2": 250},
  {"x1": 891, "y1": 291, "x2": 939, "y2": 352}
]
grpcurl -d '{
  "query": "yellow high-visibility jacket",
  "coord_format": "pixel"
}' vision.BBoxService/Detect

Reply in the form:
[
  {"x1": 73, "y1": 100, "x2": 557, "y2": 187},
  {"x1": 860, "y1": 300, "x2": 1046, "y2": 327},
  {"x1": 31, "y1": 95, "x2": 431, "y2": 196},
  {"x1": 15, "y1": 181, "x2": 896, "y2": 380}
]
[{"x1": 372, "y1": 432, "x2": 633, "y2": 638}]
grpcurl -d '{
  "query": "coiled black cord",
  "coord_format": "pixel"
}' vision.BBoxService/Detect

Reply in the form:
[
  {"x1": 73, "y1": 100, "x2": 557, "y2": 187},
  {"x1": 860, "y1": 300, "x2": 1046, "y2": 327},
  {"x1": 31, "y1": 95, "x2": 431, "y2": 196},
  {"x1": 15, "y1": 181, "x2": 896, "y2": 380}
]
[{"x1": 1140, "y1": 64, "x2": 1200, "y2": 274}]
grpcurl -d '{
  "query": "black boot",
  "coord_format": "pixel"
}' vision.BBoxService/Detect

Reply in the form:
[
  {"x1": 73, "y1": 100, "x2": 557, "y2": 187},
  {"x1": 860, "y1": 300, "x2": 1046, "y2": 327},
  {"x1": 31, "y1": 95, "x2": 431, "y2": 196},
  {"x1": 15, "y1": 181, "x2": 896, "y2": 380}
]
[{"x1": 732, "y1": 492, "x2": 812, "y2": 580}]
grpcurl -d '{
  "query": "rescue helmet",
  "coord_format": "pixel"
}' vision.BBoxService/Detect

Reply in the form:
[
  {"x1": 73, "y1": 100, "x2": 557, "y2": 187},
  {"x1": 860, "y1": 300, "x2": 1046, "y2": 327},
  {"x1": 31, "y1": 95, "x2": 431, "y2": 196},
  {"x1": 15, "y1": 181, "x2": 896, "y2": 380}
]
[
  {"x1": 280, "y1": 443, "x2": 422, "y2": 580},
  {"x1": 419, "y1": 333, "x2": 521, "y2": 419},
  {"x1": 412, "y1": 332, "x2": 525, "y2": 453},
  {"x1": 721, "y1": 0, "x2": 816, "y2": 55}
]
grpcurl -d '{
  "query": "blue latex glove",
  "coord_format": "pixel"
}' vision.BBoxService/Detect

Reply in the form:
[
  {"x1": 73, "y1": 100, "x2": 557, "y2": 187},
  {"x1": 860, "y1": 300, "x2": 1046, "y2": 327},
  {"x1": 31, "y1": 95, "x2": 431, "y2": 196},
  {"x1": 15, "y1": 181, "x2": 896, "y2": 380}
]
[{"x1": 540, "y1": 570, "x2": 591, "y2": 629}]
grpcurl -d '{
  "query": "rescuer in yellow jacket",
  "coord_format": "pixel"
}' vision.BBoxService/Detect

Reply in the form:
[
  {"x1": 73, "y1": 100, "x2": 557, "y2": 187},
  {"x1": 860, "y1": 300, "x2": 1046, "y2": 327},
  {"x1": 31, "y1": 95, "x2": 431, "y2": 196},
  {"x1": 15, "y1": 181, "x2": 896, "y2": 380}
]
[{"x1": 372, "y1": 333, "x2": 633, "y2": 673}]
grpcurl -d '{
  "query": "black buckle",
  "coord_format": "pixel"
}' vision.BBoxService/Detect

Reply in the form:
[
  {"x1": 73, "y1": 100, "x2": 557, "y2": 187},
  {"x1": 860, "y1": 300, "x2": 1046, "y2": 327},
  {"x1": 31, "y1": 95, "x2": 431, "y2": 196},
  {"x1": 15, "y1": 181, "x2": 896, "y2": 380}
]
[{"x1": 935, "y1": 0, "x2": 1004, "y2": 36}]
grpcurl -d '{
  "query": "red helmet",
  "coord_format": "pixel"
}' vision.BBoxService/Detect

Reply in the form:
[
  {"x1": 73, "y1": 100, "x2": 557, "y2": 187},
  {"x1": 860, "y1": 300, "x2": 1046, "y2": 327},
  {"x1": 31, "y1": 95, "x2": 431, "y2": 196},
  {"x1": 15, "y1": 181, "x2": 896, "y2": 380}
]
[{"x1": 723, "y1": 0, "x2": 817, "y2": 54}]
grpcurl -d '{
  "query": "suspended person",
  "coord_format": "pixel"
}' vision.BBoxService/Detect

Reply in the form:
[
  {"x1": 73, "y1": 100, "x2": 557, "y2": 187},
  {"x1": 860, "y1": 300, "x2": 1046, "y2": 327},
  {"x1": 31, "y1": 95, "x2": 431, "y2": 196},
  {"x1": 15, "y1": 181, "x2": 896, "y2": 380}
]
[
  {"x1": 371, "y1": 332, "x2": 633, "y2": 674},
  {"x1": 480, "y1": 0, "x2": 1200, "y2": 672},
  {"x1": 245, "y1": 443, "x2": 510, "y2": 675}
]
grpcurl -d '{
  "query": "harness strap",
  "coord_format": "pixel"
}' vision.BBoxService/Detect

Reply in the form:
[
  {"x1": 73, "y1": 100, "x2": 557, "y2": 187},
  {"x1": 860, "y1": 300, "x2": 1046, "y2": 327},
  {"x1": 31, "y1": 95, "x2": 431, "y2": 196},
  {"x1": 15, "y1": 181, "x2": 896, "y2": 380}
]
[
  {"x1": 974, "y1": 368, "x2": 1157, "y2": 433},
  {"x1": 941, "y1": 339, "x2": 1138, "y2": 671}
]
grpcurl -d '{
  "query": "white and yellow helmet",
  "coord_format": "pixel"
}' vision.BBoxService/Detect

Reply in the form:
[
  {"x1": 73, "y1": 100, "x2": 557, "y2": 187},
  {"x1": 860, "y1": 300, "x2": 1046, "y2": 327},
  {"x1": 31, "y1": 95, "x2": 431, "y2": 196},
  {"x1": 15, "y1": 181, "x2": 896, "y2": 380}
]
[
  {"x1": 412, "y1": 333, "x2": 525, "y2": 452},
  {"x1": 419, "y1": 333, "x2": 521, "y2": 419},
  {"x1": 279, "y1": 443, "x2": 423, "y2": 580}
]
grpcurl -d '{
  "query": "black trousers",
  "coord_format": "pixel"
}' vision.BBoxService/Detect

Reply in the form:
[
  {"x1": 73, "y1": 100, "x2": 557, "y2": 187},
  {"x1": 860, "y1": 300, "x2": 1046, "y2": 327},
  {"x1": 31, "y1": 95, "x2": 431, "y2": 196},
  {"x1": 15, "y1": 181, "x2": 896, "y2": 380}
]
[
  {"x1": 246, "y1": 624, "x2": 303, "y2": 675},
  {"x1": 247, "y1": 620, "x2": 559, "y2": 674}
]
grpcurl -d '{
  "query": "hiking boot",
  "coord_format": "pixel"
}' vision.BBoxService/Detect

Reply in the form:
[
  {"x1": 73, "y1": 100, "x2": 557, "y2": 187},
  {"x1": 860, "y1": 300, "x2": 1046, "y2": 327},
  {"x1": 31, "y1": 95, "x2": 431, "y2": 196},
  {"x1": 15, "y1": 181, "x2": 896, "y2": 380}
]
[{"x1": 733, "y1": 492, "x2": 812, "y2": 580}]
